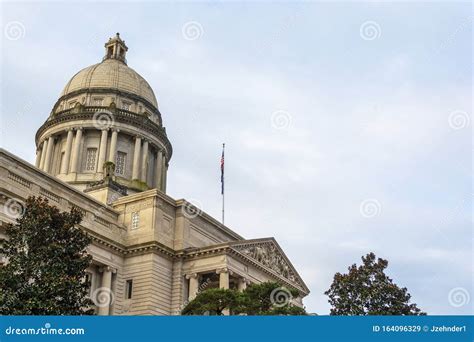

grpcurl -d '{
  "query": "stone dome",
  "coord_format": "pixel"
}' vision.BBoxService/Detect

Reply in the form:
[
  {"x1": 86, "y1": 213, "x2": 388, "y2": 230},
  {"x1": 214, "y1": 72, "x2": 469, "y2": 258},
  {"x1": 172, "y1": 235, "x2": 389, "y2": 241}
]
[
  {"x1": 60, "y1": 59, "x2": 158, "y2": 109},
  {"x1": 57, "y1": 33, "x2": 158, "y2": 112}
]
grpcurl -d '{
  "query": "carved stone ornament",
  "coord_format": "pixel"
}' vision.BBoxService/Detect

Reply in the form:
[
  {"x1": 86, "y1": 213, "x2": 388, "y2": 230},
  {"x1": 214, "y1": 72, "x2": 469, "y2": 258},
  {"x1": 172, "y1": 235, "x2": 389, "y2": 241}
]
[{"x1": 233, "y1": 243, "x2": 301, "y2": 287}]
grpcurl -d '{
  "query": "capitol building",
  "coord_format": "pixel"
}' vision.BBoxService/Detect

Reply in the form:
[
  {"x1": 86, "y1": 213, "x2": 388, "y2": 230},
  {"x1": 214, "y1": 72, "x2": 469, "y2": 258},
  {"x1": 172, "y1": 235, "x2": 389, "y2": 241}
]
[{"x1": 0, "y1": 34, "x2": 309, "y2": 315}]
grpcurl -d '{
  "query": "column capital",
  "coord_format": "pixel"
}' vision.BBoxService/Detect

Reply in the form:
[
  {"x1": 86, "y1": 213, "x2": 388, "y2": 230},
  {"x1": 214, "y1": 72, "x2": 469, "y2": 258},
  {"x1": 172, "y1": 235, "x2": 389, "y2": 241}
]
[
  {"x1": 185, "y1": 273, "x2": 198, "y2": 280},
  {"x1": 216, "y1": 267, "x2": 232, "y2": 275},
  {"x1": 240, "y1": 277, "x2": 250, "y2": 285},
  {"x1": 99, "y1": 266, "x2": 117, "y2": 274},
  {"x1": 75, "y1": 126, "x2": 83, "y2": 131}
]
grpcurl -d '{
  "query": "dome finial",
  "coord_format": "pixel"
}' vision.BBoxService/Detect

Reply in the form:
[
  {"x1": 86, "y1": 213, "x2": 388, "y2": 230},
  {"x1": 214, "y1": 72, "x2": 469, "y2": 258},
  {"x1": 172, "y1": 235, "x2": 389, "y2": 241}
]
[{"x1": 103, "y1": 33, "x2": 128, "y2": 64}]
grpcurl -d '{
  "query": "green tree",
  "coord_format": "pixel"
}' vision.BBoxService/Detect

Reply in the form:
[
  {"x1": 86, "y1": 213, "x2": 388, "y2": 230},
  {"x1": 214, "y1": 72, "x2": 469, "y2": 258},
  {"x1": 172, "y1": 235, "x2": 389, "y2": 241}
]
[
  {"x1": 182, "y1": 282, "x2": 307, "y2": 315},
  {"x1": 0, "y1": 196, "x2": 94, "y2": 315},
  {"x1": 325, "y1": 252, "x2": 425, "y2": 315},
  {"x1": 181, "y1": 288, "x2": 240, "y2": 315}
]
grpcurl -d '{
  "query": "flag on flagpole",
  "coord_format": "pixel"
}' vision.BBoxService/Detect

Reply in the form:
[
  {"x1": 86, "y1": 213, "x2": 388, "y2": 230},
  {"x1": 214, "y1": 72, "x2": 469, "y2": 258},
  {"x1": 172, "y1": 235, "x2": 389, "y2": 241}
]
[{"x1": 220, "y1": 143, "x2": 225, "y2": 195}]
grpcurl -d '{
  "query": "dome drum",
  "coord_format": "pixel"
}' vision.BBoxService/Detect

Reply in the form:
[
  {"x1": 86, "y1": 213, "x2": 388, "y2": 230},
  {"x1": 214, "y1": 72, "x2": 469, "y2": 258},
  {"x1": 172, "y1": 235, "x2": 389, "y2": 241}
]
[{"x1": 51, "y1": 87, "x2": 163, "y2": 126}]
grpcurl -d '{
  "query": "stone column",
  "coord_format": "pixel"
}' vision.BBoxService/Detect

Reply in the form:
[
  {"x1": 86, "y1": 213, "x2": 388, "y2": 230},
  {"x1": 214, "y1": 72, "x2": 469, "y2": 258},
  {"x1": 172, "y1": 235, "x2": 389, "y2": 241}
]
[
  {"x1": 161, "y1": 159, "x2": 167, "y2": 192},
  {"x1": 186, "y1": 273, "x2": 199, "y2": 301},
  {"x1": 43, "y1": 136, "x2": 55, "y2": 172},
  {"x1": 141, "y1": 140, "x2": 149, "y2": 182},
  {"x1": 217, "y1": 268, "x2": 230, "y2": 289},
  {"x1": 39, "y1": 140, "x2": 48, "y2": 170},
  {"x1": 70, "y1": 128, "x2": 83, "y2": 173},
  {"x1": 35, "y1": 148, "x2": 41, "y2": 167},
  {"x1": 108, "y1": 129, "x2": 118, "y2": 162},
  {"x1": 97, "y1": 266, "x2": 114, "y2": 316},
  {"x1": 237, "y1": 277, "x2": 248, "y2": 291},
  {"x1": 60, "y1": 129, "x2": 74, "y2": 174},
  {"x1": 217, "y1": 268, "x2": 230, "y2": 315},
  {"x1": 155, "y1": 150, "x2": 163, "y2": 190},
  {"x1": 132, "y1": 136, "x2": 142, "y2": 180},
  {"x1": 97, "y1": 129, "x2": 108, "y2": 173}
]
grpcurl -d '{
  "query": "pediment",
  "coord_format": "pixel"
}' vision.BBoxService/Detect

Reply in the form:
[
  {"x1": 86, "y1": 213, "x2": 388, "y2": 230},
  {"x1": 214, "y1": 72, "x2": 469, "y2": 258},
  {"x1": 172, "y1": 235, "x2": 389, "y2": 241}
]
[{"x1": 230, "y1": 238, "x2": 309, "y2": 293}]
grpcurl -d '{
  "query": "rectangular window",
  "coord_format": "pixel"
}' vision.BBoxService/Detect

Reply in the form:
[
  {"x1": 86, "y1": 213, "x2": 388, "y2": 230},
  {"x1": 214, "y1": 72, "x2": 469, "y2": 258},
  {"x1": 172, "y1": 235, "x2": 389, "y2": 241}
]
[
  {"x1": 92, "y1": 97, "x2": 103, "y2": 106},
  {"x1": 115, "y1": 152, "x2": 126, "y2": 175},
  {"x1": 125, "y1": 279, "x2": 133, "y2": 299},
  {"x1": 85, "y1": 272, "x2": 93, "y2": 296},
  {"x1": 60, "y1": 152, "x2": 65, "y2": 170},
  {"x1": 131, "y1": 212, "x2": 140, "y2": 230},
  {"x1": 121, "y1": 101, "x2": 131, "y2": 111},
  {"x1": 85, "y1": 148, "x2": 97, "y2": 171}
]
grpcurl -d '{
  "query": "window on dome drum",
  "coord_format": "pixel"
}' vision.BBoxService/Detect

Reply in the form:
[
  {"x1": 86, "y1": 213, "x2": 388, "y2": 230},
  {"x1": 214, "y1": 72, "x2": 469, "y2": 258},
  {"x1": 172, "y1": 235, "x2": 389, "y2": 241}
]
[
  {"x1": 121, "y1": 101, "x2": 131, "y2": 111},
  {"x1": 125, "y1": 279, "x2": 133, "y2": 299},
  {"x1": 92, "y1": 98, "x2": 103, "y2": 106},
  {"x1": 115, "y1": 152, "x2": 126, "y2": 175},
  {"x1": 69, "y1": 101, "x2": 76, "y2": 109},
  {"x1": 131, "y1": 212, "x2": 139, "y2": 230},
  {"x1": 85, "y1": 148, "x2": 97, "y2": 171}
]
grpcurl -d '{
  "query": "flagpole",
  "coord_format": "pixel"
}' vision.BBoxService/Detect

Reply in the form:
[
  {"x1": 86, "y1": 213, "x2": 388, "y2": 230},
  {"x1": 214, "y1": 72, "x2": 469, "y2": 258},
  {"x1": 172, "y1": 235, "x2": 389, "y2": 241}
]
[{"x1": 221, "y1": 143, "x2": 225, "y2": 225}]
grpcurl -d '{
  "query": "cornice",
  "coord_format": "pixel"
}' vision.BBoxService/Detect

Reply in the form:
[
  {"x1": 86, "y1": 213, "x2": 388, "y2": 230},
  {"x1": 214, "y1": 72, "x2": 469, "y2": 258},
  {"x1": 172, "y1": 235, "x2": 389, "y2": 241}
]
[
  {"x1": 52, "y1": 87, "x2": 161, "y2": 119},
  {"x1": 177, "y1": 241, "x2": 309, "y2": 295}
]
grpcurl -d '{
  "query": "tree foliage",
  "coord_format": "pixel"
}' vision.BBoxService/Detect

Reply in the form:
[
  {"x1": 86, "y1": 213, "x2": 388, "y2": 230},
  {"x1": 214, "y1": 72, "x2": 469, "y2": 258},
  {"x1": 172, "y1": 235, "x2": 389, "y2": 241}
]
[
  {"x1": 0, "y1": 197, "x2": 94, "y2": 315},
  {"x1": 324, "y1": 252, "x2": 425, "y2": 315},
  {"x1": 182, "y1": 282, "x2": 307, "y2": 315},
  {"x1": 181, "y1": 288, "x2": 239, "y2": 315}
]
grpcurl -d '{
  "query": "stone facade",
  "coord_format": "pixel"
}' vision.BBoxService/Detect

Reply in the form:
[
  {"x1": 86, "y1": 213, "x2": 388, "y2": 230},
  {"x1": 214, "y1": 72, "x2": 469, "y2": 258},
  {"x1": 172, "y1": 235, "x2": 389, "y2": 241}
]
[{"x1": 0, "y1": 34, "x2": 309, "y2": 315}]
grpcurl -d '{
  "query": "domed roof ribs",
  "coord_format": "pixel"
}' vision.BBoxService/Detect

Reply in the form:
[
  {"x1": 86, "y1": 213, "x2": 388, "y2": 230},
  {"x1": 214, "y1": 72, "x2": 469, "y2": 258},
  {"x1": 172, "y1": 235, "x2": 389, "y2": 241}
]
[{"x1": 103, "y1": 33, "x2": 128, "y2": 65}]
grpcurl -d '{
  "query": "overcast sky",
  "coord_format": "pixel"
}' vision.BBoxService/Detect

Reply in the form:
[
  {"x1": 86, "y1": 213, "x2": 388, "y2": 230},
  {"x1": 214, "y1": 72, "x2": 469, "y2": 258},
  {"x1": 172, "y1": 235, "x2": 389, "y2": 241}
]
[{"x1": 1, "y1": 1, "x2": 472, "y2": 315}]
